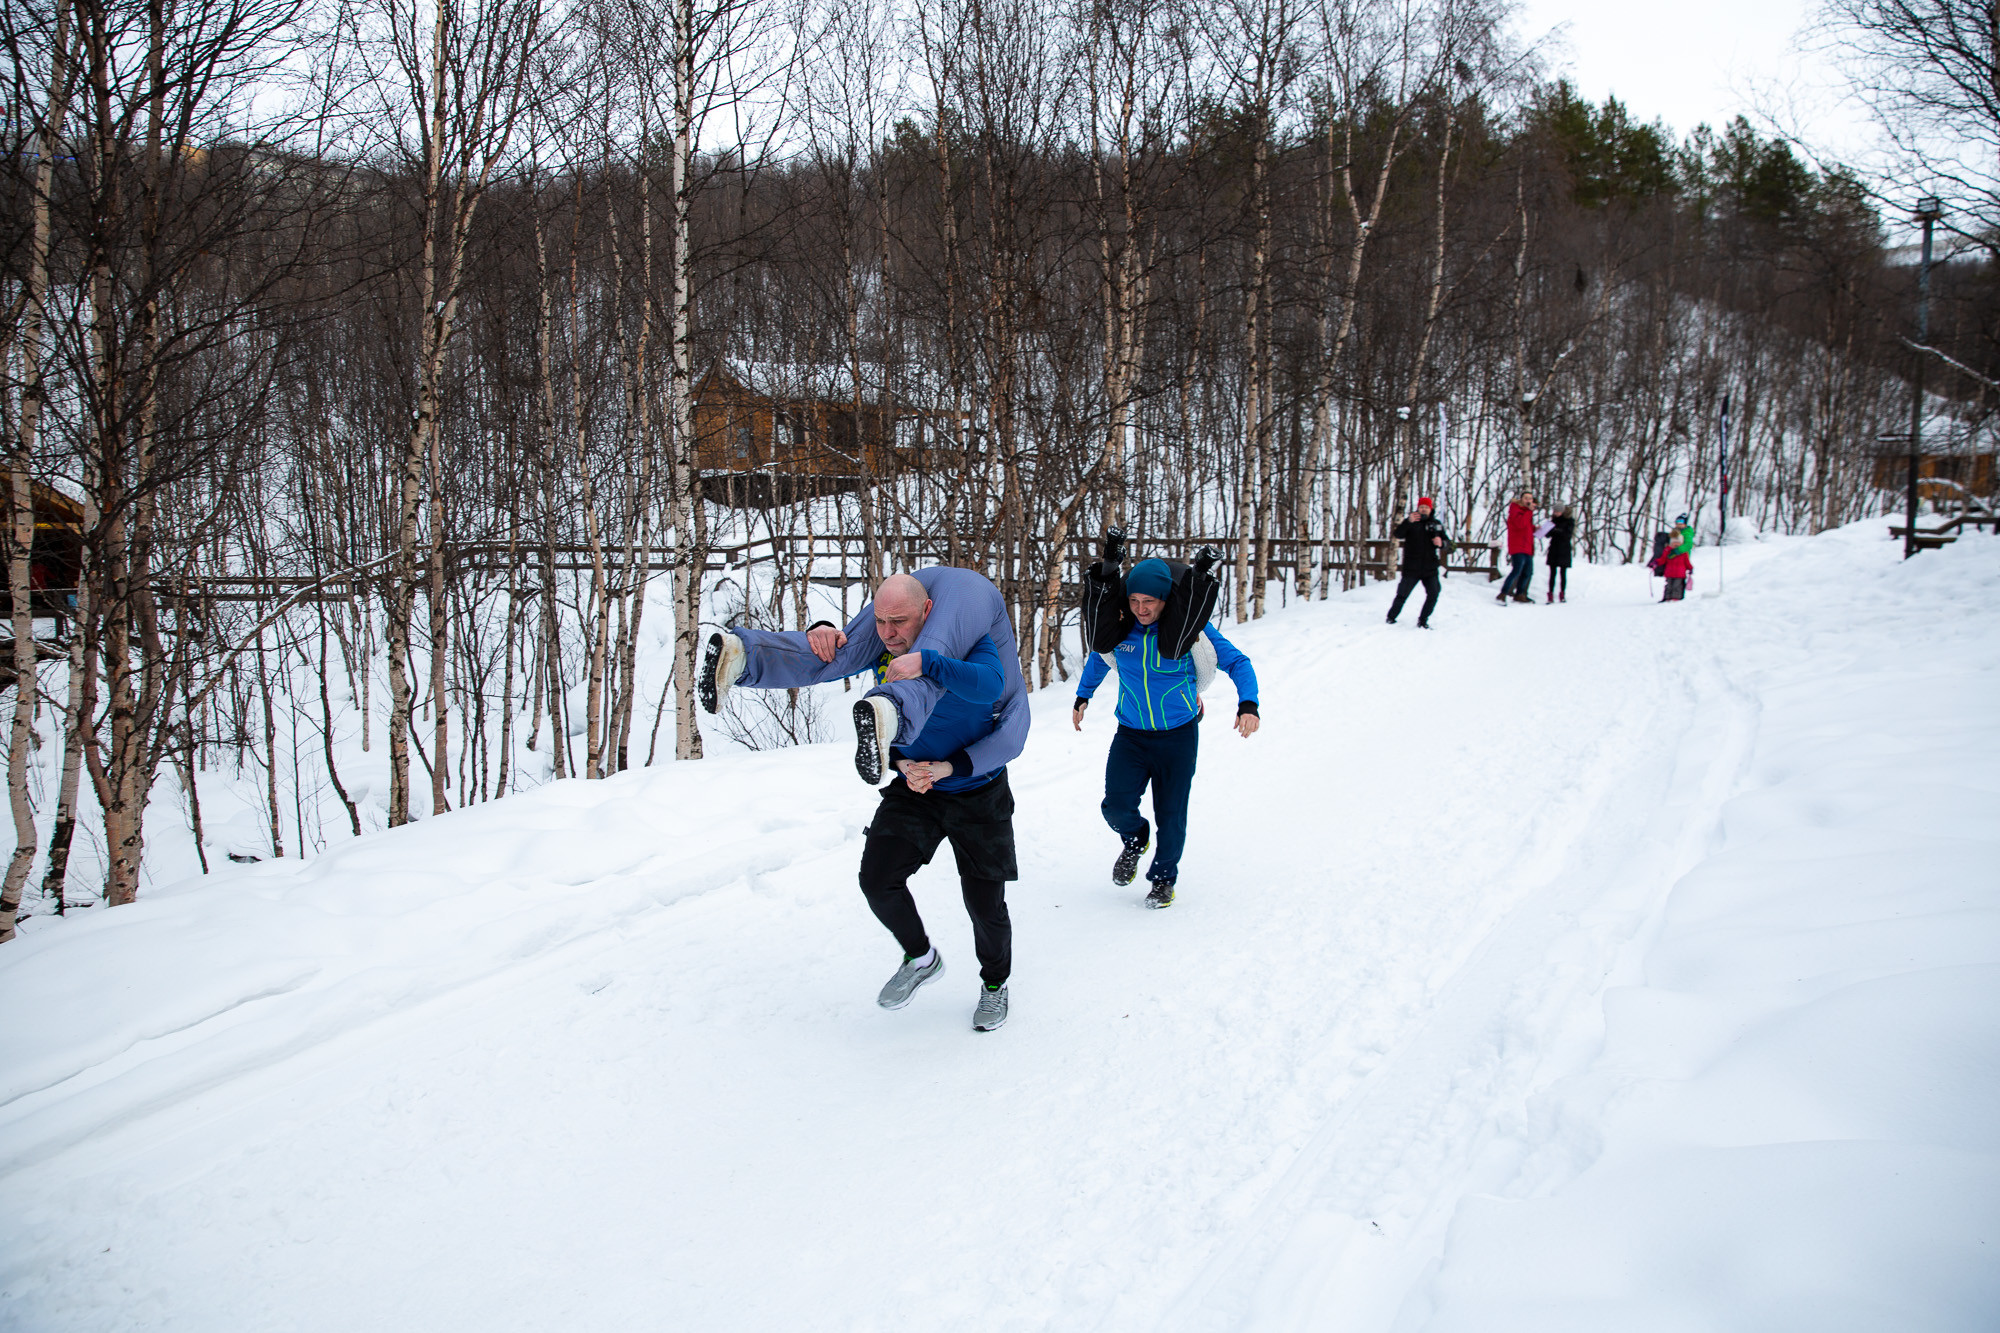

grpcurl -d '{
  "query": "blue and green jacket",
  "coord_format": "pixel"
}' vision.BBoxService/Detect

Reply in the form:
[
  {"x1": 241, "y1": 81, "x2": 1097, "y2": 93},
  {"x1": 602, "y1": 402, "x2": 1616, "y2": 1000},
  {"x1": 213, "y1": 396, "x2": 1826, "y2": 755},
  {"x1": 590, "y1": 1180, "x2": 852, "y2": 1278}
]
[{"x1": 1076, "y1": 623, "x2": 1258, "y2": 731}]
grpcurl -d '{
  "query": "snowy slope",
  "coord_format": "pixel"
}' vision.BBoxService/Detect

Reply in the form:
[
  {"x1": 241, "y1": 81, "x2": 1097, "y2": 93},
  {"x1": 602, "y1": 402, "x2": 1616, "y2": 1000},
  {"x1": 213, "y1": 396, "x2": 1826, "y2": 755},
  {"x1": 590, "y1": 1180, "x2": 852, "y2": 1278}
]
[{"x1": 1, "y1": 525, "x2": 1995, "y2": 1332}]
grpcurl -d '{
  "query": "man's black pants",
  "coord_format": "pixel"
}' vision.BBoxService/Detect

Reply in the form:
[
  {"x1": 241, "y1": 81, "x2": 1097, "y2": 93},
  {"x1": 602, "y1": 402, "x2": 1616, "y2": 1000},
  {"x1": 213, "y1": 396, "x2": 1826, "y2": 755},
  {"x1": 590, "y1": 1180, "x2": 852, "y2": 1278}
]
[
  {"x1": 857, "y1": 771, "x2": 1015, "y2": 986},
  {"x1": 1387, "y1": 569, "x2": 1440, "y2": 624}
]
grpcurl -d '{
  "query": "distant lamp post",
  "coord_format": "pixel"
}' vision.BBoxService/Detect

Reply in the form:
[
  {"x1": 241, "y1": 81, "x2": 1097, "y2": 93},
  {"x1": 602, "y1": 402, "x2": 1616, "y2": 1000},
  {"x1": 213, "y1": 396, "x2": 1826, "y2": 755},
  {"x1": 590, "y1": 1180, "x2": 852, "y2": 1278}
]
[{"x1": 1905, "y1": 196, "x2": 1944, "y2": 559}]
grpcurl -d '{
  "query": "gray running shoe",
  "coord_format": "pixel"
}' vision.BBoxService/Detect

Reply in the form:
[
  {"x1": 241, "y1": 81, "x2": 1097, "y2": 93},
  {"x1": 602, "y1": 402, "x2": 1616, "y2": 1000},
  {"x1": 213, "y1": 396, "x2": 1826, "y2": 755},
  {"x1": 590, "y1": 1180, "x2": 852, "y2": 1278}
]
[
  {"x1": 1145, "y1": 879, "x2": 1176, "y2": 909},
  {"x1": 973, "y1": 985, "x2": 1009, "y2": 1032},
  {"x1": 877, "y1": 951, "x2": 944, "y2": 1009}
]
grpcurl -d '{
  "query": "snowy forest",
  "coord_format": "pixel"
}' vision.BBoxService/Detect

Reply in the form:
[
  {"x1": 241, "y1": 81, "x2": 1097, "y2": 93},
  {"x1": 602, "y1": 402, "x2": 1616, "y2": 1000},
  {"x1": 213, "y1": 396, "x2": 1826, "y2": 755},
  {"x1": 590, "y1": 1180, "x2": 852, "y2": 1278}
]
[{"x1": 2, "y1": 0, "x2": 1995, "y2": 926}]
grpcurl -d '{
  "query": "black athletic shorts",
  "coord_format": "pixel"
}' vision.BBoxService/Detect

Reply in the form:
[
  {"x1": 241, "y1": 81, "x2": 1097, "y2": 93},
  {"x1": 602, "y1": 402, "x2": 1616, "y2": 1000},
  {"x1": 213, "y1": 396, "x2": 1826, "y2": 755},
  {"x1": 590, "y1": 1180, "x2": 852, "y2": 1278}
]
[{"x1": 863, "y1": 770, "x2": 1018, "y2": 882}]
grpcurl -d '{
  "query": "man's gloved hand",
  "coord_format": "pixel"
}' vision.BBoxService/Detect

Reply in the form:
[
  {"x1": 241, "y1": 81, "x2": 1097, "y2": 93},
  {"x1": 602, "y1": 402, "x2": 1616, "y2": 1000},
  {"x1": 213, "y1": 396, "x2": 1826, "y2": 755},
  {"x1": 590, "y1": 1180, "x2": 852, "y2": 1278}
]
[
  {"x1": 1100, "y1": 526, "x2": 1126, "y2": 567},
  {"x1": 1192, "y1": 545, "x2": 1220, "y2": 578}
]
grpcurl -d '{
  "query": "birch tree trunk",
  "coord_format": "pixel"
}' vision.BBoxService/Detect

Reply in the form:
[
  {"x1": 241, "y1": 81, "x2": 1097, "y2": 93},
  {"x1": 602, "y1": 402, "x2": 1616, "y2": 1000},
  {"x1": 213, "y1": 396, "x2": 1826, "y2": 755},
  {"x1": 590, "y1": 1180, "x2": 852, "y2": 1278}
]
[
  {"x1": 38, "y1": 531, "x2": 93, "y2": 914},
  {"x1": 2, "y1": 0, "x2": 73, "y2": 940},
  {"x1": 666, "y1": 0, "x2": 706, "y2": 760},
  {"x1": 1235, "y1": 118, "x2": 1268, "y2": 621},
  {"x1": 378, "y1": 0, "x2": 546, "y2": 822}
]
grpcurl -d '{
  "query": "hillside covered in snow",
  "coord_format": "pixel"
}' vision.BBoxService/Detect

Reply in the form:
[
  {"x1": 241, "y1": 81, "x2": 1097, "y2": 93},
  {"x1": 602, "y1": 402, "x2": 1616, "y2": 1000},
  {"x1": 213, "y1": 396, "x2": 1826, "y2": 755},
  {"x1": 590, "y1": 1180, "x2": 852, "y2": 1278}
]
[{"x1": 1, "y1": 522, "x2": 1996, "y2": 1331}]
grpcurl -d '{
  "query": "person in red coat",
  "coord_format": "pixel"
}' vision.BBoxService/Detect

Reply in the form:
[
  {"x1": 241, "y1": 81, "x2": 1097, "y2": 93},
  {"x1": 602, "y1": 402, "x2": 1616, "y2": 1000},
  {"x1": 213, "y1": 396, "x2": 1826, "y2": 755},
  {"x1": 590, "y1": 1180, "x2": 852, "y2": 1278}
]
[
  {"x1": 1658, "y1": 513, "x2": 1694, "y2": 601},
  {"x1": 1495, "y1": 490, "x2": 1537, "y2": 604}
]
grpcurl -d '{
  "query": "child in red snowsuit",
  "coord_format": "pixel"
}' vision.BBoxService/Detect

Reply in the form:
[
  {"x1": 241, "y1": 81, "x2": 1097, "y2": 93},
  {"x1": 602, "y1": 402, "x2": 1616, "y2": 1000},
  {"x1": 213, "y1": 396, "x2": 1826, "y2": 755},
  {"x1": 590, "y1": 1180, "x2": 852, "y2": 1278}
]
[{"x1": 1658, "y1": 515, "x2": 1694, "y2": 601}]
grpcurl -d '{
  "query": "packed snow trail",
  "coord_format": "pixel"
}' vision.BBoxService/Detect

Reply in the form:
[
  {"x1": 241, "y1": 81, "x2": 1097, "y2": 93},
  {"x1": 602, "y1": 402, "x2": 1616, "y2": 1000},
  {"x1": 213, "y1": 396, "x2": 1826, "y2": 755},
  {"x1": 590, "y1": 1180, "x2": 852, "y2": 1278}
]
[
  {"x1": 1172, "y1": 528, "x2": 2000, "y2": 1331},
  {"x1": 1386, "y1": 531, "x2": 2000, "y2": 1333},
  {"x1": 0, "y1": 526, "x2": 1994, "y2": 1331}
]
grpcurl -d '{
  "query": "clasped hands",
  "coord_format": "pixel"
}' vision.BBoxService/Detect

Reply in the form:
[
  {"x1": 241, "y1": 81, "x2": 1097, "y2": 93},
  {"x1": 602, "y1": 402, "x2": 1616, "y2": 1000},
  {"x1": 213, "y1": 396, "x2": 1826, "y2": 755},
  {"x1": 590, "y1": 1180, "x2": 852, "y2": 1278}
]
[{"x1": 898, "y1": 758, "x2": 951, "y2": 793}]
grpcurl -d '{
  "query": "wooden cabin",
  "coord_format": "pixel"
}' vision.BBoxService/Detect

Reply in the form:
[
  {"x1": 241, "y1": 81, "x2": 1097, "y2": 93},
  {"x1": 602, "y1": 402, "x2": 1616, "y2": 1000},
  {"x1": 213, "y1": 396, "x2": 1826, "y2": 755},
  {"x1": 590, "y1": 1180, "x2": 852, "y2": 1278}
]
[
  {"x1": 0, "y1": 480, "x2": 84, "y2": 626},
  {"x1": 692, "y1": 362, "x2": 959, "y2": 506},
  {"x1": 1870, "y1": 452, "x2": 1996, "y2": 499}
]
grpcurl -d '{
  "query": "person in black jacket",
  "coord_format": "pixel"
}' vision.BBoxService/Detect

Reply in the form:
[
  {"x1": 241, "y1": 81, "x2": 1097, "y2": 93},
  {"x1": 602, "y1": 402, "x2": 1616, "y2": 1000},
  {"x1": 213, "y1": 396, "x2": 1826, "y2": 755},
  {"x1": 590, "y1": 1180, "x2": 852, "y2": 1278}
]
[
  {"x1": 1545, "y1": 504, "x2": 1575, "y2": 603},
  {"x1": 1386, "y1": 497, "x2": 1447, "y2": 628}
]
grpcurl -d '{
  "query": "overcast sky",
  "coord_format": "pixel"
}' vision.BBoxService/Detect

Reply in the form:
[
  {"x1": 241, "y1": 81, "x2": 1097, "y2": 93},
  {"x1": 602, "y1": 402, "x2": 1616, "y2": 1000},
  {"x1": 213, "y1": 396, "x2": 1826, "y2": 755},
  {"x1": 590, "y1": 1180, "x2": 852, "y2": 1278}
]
[{"x1": 1507, "y1": 0, "x2": 1877, "y2": 165}]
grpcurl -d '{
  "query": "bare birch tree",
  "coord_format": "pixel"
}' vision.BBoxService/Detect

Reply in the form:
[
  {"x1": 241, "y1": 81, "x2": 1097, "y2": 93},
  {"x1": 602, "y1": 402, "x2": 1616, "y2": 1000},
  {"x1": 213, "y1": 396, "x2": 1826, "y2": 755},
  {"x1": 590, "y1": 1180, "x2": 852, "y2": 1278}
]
[{"x1": 357, "y1": 0, "x2": 549, "y2": 823}]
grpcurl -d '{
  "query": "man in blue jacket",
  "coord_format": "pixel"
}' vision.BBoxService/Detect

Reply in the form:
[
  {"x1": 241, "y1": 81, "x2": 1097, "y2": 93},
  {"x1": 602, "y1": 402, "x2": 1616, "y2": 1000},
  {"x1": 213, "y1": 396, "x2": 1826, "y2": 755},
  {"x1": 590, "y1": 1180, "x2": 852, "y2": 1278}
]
[
  {"x1": 1072, "y1": 558, "x2": 1260, "y2": 908},
  {"x1": 701, "y1": 570, "x2": 1027, "y2": 1030},
  {"x1": 703, "y1": 565, "x2": 1027, "y2": 786}
]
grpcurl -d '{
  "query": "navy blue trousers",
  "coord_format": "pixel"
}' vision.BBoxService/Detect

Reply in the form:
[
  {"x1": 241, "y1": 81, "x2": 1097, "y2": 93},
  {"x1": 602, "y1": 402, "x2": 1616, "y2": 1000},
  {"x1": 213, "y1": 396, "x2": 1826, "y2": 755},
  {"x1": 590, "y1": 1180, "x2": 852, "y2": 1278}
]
[{"x1": 1101, "y1": 720, "x2": 1199, "y2": 884}]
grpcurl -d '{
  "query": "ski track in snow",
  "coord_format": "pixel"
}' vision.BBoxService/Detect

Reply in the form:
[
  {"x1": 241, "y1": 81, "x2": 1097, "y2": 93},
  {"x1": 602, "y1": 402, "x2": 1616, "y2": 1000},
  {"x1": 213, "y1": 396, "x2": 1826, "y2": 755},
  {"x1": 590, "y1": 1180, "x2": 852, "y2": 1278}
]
[{"x1": 0, "y1": 527, "x2": 1995, "y2": 1331}]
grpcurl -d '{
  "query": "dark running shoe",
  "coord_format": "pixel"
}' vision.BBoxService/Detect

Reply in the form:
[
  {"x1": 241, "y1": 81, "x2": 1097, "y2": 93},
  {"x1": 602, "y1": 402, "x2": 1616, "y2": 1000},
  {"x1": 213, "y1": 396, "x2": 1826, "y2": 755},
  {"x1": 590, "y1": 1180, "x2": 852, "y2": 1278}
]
[
  {"x1": 1145, "y1": 880, "x2": 1176, "y2": 909},
  {"x1": 1112, "y1": 829, "x2": 1149, "y2": 886},
  {"x1": 853, "y1": 696, "x2": 896, "y2": 785},
  {"x1": 698, "y1": 631, "x2": 743, "y2": 714}
]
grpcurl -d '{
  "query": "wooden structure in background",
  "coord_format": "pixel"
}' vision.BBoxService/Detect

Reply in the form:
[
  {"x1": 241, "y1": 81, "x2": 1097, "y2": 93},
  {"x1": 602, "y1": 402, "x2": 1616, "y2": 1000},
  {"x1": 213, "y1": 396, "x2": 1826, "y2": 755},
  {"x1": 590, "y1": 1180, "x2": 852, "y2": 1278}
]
[
  {"x1": 1873, "y1": 453, "x2": 2000, "y2": 550},
  {"x1": 0, "y1": 481, "x2": 85, "y2": 686},
  {"x1": 678, "y1": 532, "x2": 1501, "y2": 606},
  {"x1": 3, "y1": 518, "x2": 1502, "y2": 695},
  {"x1": 0, "y1": 480, "x2": 84, "y2": 622},
  {"x1": 692, "y1": 362, "x2": 958, "y2": 506},
  {"x1": 1869, "y1": 452, "x2": 1996, "y2": 499}
]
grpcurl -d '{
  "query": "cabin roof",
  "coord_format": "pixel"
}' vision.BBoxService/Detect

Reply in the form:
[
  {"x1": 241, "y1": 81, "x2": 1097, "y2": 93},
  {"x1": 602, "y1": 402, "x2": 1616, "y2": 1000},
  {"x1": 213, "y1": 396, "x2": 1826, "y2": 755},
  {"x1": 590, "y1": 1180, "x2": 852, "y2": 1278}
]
[
  {"x1": 31, "y1": 480, "x2": 85, "y2": 527},
  {"x1": 700, "y1": 358, "x2": 944, "y2": 405}
]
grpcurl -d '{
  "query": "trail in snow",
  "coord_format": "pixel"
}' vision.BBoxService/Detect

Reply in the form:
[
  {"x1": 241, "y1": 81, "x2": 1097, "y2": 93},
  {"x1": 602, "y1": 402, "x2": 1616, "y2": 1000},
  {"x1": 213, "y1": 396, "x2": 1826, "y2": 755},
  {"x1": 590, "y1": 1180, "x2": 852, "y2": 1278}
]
[
  {"x1": 1395, "y1": 531, "x2": 2000, "y2": 1333},
  {"x1": 0, "y1": 527, "x2": 1994, "y2": 1332}
]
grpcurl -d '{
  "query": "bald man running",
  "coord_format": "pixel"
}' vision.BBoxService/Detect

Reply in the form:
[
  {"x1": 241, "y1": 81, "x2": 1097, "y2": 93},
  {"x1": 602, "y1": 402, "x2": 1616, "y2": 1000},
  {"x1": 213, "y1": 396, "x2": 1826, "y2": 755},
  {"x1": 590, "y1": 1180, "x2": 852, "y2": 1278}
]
[{"x1": 699, "y1": 567, "x2": 1029, "y2": 1030}]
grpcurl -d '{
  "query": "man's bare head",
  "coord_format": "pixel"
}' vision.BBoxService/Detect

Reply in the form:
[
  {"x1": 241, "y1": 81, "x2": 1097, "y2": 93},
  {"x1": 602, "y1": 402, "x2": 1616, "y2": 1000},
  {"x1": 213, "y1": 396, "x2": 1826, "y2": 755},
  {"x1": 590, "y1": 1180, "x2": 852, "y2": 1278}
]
[{"x1": 873, "y1": 574, "x2": 932, "y2": 653}]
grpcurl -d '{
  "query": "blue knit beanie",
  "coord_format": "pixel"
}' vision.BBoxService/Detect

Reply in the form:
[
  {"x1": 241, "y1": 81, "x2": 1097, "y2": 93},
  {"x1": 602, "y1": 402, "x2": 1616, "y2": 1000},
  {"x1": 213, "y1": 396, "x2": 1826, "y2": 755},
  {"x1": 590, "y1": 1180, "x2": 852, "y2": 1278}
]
[{"x1": 1126, "y1": 558, "x2": 1173, "y2": 600}]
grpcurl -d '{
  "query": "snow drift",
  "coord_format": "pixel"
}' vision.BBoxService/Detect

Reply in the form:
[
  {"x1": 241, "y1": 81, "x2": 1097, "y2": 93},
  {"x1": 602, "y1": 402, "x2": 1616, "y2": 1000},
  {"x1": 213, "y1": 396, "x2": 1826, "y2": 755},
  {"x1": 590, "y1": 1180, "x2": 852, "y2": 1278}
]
[{"x1": 1, "y1": 521, "x2": 1995, "y2": 1331}]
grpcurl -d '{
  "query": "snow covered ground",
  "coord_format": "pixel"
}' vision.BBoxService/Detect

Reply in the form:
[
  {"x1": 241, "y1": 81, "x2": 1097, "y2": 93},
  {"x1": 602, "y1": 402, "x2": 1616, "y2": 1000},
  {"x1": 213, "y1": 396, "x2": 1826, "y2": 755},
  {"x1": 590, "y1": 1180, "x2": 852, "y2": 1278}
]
[{"x1": 1, "y1": 522, "x2": 1995, "y2": 1331}]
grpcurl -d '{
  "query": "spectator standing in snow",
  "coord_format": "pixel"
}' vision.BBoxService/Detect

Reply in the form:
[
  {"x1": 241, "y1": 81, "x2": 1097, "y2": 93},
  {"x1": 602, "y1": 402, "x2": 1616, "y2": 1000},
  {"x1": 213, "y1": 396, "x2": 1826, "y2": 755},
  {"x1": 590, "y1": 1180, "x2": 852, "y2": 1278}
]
[
  {"x1": 1386, "y1": 497, "x2": 1447, "y2": 628},
  {"x1": 1659, "y1": 514, "x2": 1695, "y2": 601},
  {"x1": 1072, "y1": 558, "x2": 1260, "y2": 909},
  {"x1": 1545, "y1": 505, "x2": 1575, "y2": 603},
  {"x1": 1495, "y1": 491, "x2": 1537, "y2": 604},
  {"x1": 701, "y1": 570, "x2": 1027, "y2": 1031}
]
